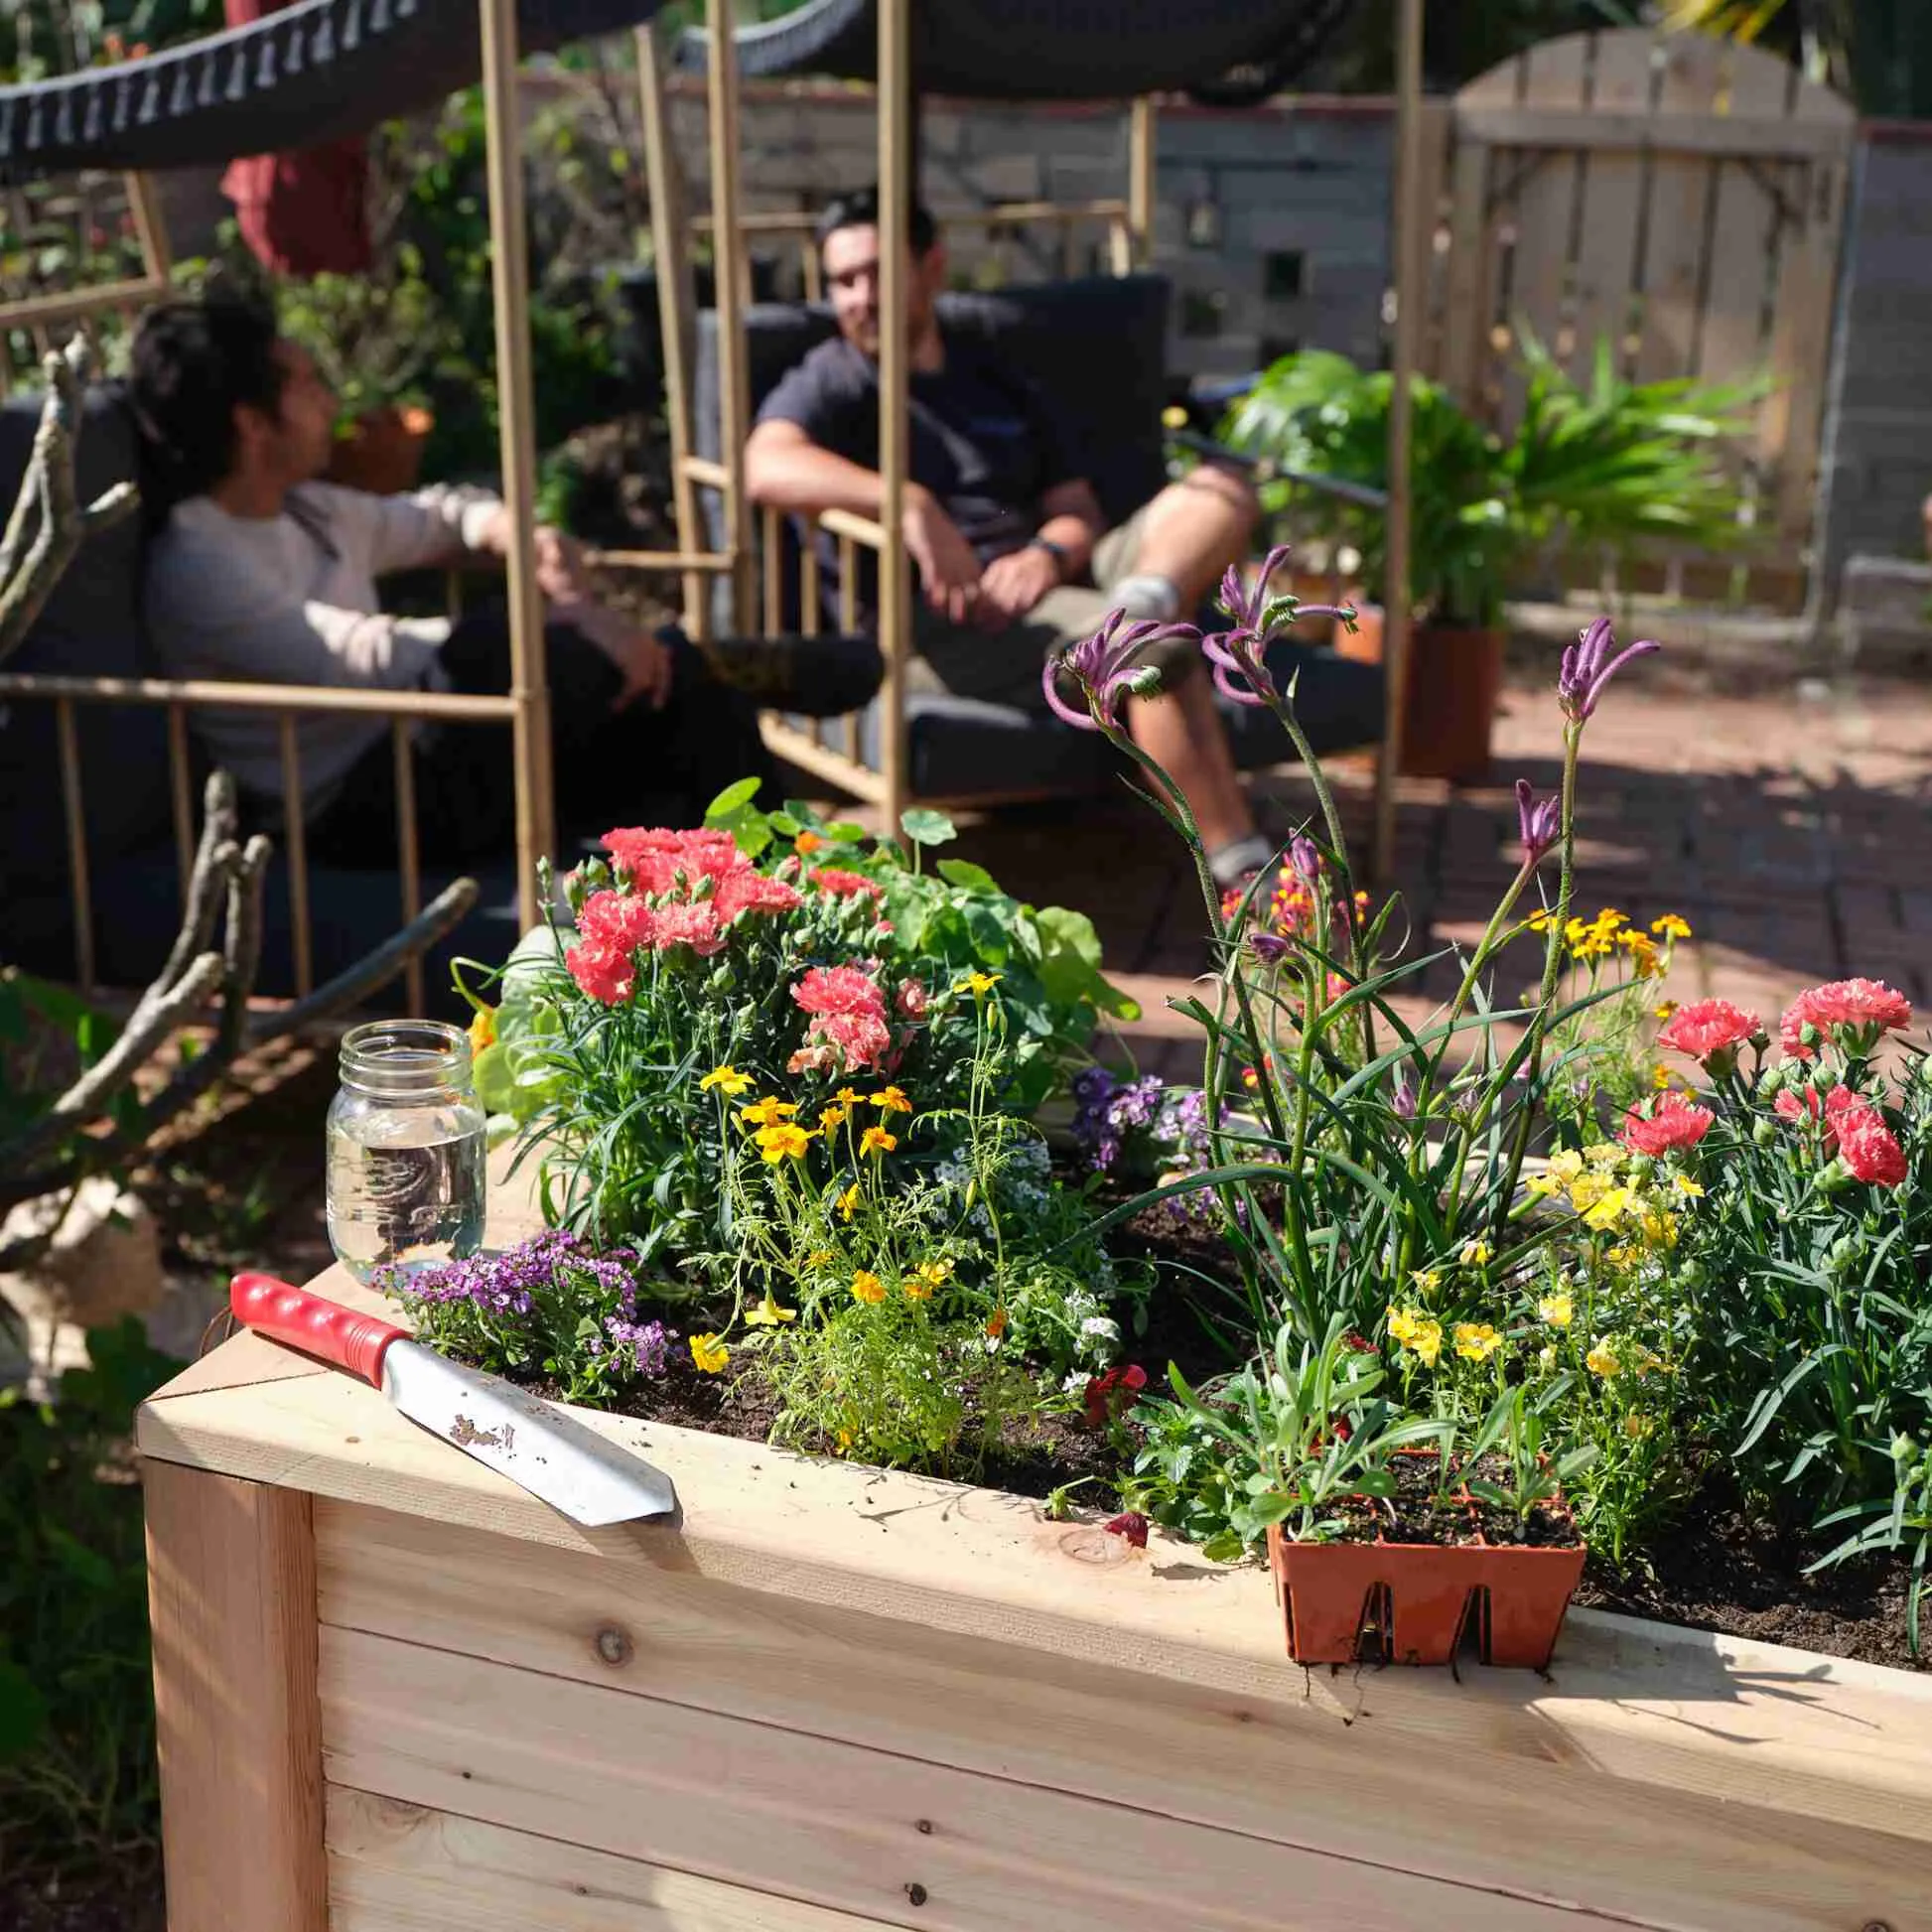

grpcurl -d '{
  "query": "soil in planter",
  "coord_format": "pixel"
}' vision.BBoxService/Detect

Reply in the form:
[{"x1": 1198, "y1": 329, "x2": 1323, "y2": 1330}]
[
  {"x1": 1575, "y1": 1475, "x2": 1926, "y2": 1672},
  {"x1": 1461, "y1": 1453, "x2": 1582, "y2": 1550},
  {"x1": 1327, "y1": 1453, "x2": 1479, "y2": 1548},
  {"x1": 0, "y1": 1858, "x2": 166, "y2": 1932}
]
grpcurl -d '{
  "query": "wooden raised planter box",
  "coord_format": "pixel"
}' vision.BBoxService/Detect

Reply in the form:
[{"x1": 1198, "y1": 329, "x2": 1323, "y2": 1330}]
[{"x1": 138, "y1": 1169, "x2": 1932, "y2": 1932}]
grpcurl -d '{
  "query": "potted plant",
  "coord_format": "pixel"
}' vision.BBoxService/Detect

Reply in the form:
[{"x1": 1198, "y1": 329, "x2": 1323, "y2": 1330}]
[
  {"x1": 274, "y1": 247, "x2": 459, "y2": 495},
  {"x1": 1218, "y1": 338, "x2": 1752, "y2": 779}
]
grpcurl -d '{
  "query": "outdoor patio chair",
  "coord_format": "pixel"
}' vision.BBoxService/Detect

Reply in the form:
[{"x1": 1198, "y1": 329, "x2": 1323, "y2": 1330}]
[
  {"x1": 691, "y1": 271, "x2": 1387, "y2": 804},
  {"x1": 0, "y1": 381, "x2": 524, "y2": 1005}
]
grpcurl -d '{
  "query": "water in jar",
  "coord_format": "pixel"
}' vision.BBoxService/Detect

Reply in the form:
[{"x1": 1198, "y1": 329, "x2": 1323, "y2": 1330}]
[{"x1": 326, "y1": 1019, "x2": 487, "y2": 1283}]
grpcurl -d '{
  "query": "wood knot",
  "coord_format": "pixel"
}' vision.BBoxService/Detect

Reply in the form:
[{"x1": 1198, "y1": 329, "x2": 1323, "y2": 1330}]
[
  {"x1": 594, "y1": 1624, "x2": 633, "y2": 1667},
  {"x1": 904, "y1": 1882, "x2": 928, "y2": 1906}
]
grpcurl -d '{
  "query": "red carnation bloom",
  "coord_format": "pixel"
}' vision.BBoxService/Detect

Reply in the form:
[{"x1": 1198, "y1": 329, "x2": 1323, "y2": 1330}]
[
  {"x1": 1102, "y1": 1511, "x2": 1150, "y2": 1548},
  {"x1": 565, "y1": 890, "x2": 659, "y2": 1003},
  {"x1": 650, "y1": 900, "x2": 725, "y2": 957},
  {"x1": 605, "y1": 826, "x2": 746, "y2": 897},
  {"x1": 1620, "y1": 1089, "x2": 1715, "y2": 1157},
  {"x1": 1657, "y1": 998, "x2": 1761, "y2": 1065},
  {"x1": 792, "y1": 965, "x2": 891, "y2": 1071},
  {"x1": 1839, "y1": 1112, "x2": 1909, "y2": 1187},
  {"x1": 810, "y1": 866, "x2": 885, "y2": 903},
  {"x1": 1779, "y1": 978, "x2": 1913, "y2": 1059},
  {"x1": 713, "y1": 869, "x2": 803, "y2": 922},
  {"x1": 1774, "y1": 1087, "x2": 1822, "y2": 1124}
]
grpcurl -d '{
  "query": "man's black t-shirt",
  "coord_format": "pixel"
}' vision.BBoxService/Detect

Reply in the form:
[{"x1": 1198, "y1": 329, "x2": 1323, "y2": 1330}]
[{"x1": 756, "y1": 331, "x2": 1086, "y2": 621}]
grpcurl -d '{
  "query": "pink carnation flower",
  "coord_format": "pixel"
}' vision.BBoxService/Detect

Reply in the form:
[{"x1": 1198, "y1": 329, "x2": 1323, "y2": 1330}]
[
  {"x1": 1620, "y1": 1089, "x2": 1715, "y2": 1157},
  {"x1": 650, "y1": 900, "x2": 725, "y2": 957},
  {"x1": 896, "y1": 978, "x2": 928, "y2": 1020},
  {"x1": 565, "y1": 890, "x2": 658, "y2": 1004},
  {"x1": 1657, "y1": 999, "x2": 1761, "y2": 1066},
  {"x1": 791, "y1": 964, "x2": 891, "y2": 1070},
  {"x1": 714, "y1": 869, "x2": 804, "y2": 922},
  {"x1": 1839, "y1": 1112, "x2": 1908, "y2": 1187},
  {"x1": 1778, "y1": 978, "x2": 1913, "y2": 1059},
  {"x1": 605, "y1": 826, "x2": 746, "y2": 897},
  {"x1": 811, "y1": 866, "x2": 885, "y2": 902}
]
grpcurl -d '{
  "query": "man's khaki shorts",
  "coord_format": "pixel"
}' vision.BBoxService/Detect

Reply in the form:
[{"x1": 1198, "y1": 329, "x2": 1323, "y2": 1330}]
[{"x1": 906, "y1": 503, "x2": 1198, "y2": 712}]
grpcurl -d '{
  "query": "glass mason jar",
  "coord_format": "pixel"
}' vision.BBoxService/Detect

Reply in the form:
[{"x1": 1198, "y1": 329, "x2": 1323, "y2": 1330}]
[{"x1": 325, "y1": 1020, "x2": 486, "y2": 1284}]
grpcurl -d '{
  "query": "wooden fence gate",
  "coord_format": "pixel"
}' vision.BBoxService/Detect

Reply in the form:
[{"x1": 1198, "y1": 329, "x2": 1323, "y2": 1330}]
[{"x1": 1416, "y1": 29, "x2": 1854, "y2": 611}]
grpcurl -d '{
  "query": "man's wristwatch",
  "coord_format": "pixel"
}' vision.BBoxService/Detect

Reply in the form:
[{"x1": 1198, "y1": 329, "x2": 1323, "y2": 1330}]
[{"x1": 1027, "y1": 535, "x2": 1071, "y2": 582}]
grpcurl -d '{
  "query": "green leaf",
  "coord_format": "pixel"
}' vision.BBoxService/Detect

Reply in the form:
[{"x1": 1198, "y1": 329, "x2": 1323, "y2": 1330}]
[
  {"x1": 0, "y1": 1658, "x2": 46, "y2": 1760},
  {"x1": 936, "y1": 859, "x2": 1000, "y2": 894},
  {"x1": 473, "y1": 1041, "x2": 516, "y2": 1115},
  {"x1": 899, "y1": 808, "x2": 957, "y2": 848},
  {"x1": 704, "y1": 775, "x2": 765, "y2": 820},
  {"x1": 825, "y1": 820, "x2": 871, "y2": 843}
]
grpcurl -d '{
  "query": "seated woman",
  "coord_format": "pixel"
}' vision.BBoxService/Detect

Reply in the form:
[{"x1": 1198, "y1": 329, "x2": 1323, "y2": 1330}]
[{"x1": 128, "y1": 291, "x2": 774, "y2": 867}]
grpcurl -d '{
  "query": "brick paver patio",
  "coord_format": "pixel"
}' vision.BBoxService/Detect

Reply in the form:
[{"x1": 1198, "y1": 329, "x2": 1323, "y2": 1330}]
[{"x1": 946, "y1": 668, "x2": 1932, "y2": 1081}]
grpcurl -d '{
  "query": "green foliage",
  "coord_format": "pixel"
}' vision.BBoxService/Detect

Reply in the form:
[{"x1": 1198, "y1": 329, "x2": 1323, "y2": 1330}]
[
  {"x1": 1217, "y1": 337, "x2": 1755, "y2": 626},
  {"x1": 0, "y1": 1321, "x2": 181, "y2": 1878},
  {"x1": 272, "y1": 246, "x2": 460, "y2": 424}
]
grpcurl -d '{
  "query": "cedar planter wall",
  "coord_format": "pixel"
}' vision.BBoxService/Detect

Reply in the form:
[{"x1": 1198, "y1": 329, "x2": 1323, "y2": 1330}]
[{"x1": 139, "y1": 1173, "x2": 1932, "y2": 1931}]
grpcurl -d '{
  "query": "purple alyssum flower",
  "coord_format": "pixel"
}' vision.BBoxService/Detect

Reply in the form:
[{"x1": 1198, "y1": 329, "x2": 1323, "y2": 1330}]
[
  {"x1": 1043, "y1": 610, "x2": 1200, "y2": 732},
  {"x1": 1515, "y1": 778, "x2": 1560, "y2": 868},
  {"x1": 1558, "y1": 617, "x2": 1659, "y2": 723}
]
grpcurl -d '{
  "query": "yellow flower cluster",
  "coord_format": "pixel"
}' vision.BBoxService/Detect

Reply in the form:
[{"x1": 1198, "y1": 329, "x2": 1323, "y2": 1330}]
[
  {"x1": 1524, "y1": 907, "x2": 1690, "y2": 977},
  {"x1": 1388, "y1": 1306, "x2": 1444, "y2": 1366},
  {"x1": 719, "y1": 1081, "x2": 916, "y2": 1168},
  {"x1": 1528, "y1": 1146, "x2": 1682, "y2": 1254},
  {"x1": 849, "y1": 1257, "x2": 952, "y2": 1307}
]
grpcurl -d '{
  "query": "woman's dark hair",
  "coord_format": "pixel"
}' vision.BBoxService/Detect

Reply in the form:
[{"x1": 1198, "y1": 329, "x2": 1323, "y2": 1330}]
[
  {"x1": 815, "y1": 185, "x2": 938, "y2": 258},
  {"x1": 128, "y1": 292, "x2": 285, "y2": 516}
]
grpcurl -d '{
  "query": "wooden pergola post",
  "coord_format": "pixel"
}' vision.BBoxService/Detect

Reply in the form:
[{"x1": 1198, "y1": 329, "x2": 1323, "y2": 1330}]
[
  {"x1": 1372, "y1": 0, "x2": 1424, "y2": 886},
  {"x1": 705, "y1": 0, "x2": 755, "y2": 636},
  {"x1": 876, "y1": 0, "x2": 911, "y2": 836},
  {"x1": 479, "y1": 0, "x2": 552, "y2": 926},
  {"x1": 636, "y1": 15, "x2": 706, "y2": 638},
  {"x1": 1127, "y1": 95, "x2": 1157, "y2": 270}
]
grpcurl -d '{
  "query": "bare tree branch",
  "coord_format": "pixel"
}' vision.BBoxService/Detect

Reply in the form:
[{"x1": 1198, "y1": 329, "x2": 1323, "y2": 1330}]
[{"x1": 0, "y1": 337, "x2": 135, "y2": 669}]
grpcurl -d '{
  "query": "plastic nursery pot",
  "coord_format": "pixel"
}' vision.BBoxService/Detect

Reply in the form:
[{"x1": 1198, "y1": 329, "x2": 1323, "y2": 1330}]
[
  {"x1": 1335, "y1": 603, "x2": 1505, "y2": 784},
  {"x1": 1265, "y1": 1498, "x2": 1586, "y2": 1671},
  {"x1": 326, "y1": 404, "x2": 435, "y2": 496}
]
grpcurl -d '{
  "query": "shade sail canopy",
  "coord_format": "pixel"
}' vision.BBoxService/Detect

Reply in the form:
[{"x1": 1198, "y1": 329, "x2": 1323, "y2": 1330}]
[
  {"x1": 0, "y1": 0, "x2": 667, "y2": 181},
  {"x1": 675, "y1": 0, "x2": 1351, "y2": 103}
]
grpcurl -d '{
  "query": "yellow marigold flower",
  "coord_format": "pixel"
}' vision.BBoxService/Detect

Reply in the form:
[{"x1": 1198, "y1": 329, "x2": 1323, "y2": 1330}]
[
  {"x1": 837, "y1": 1181, "x2": 862, "y2": 1221},
  {"x1": 745, "y1": 1293, "x2": 796, "y2": 1327},
  {"x1": 794, "y1": 830, "x2": 825, "y2": 856},
  {"x1": 738, "y1": 1095, "x2": 800, "y2": 1129},
  {"x1": 468, "y1": 1005, "x2": 497, "y2": 1053},
  {"x1": 1459, "y1": 1239, "x2": 1492, "y2": 1267},
  {"x1": 1568, "y1": 1173, "x2": 1612, "y2": 1212},
  {"x1": 1564, "y1": 916, "x2": 1589, "y2": 944},
  {"x1": 953, "y1": 971, "x2": 1002, "y2": 997},
  {"x1": 1539, "y1": 1292, "x2": 1575, "y2": 1328},
  {"x1": 1651, "y1": 913, "x2": 1692, "y2": 940},
  {"x1": 911, "y1": 1258, "x2": 954, "y2": 1290},
  {"x1": 1411, "y1": 1268, "x2": 1442, "y2": 1296},
  {"x1": 1546, "y1": 1150, "x2": 1585, "y2": 1182},
  {"x1": 1639, "y1": 1208, "x2": 1680, "y2": 1249},
  {"x1": 860, "y1": 1125, "x2": 898, "y2": 1157},
  {"x1": 804, "y1": 1248, "x2": 835, "y2": 1268},
  {"x1": 901, "y1": 1276, "x2": 932, "y2": 1302},
  {"x1": 1586, "y1": 1338, "x2": 1620, "y2": 1378},
  {"x1": 1525, "y1": 910, "x2": 1556, "y2": 932},
  {"x1": 701, "y1": 1064, "x2": 754, "y2": 1095},
  {"x1": 835, "y1": 1425, "x2": 855, "y2": 1452},
  {"x1": 1583, "y1": 1143, "x2": 1622, "y2": 1169},
  {"x1": 1654, "y1": 1001, "x2": 1679, "y2": 1021},
  {"x1": 1631, "y1": 940, "x2": 1662, "y2": 980},
  {"x1": 850, "y1": 1270, "x2": 886, "y2": 1305},
  {"x1": 836, "y1": 1086, "x2": 862, "y2": 1106},
  {"x1": 1454, "y1": 1321, "x2": 1502, "y2": 1363},
  {"x1": 755, "y1": 1123, "x2": 815, "y2": 1163},
  {"x1": 689, "y1": 1332, "x2": 729, "y2": 1374},
  {"x1": 1389, "y1": 1309, "x2": 1443, "y2": 1366},
  {"x1": 820, "y1": 1103, "x2": 850, "y2": 1130},
  {"x1": 1652, "y1": 1062, "x2": 1673, "y2": 1090},
  {"x1": 868, "y1": 1085, "x2": 912, "y2": 1114},
  {"x1": 1672, "y1": 1173, "x2": 1704, "y2": 1198},
  {"x1": 985, "y1": 1308, "x2": 1008, "y2": 1340},
  {"x1": 1582, "y1": 1185, "x2": 1635, "y2": 1232},
  {"x1": 1592, "y1": 908, "x2": 1626, "y2": 933}
]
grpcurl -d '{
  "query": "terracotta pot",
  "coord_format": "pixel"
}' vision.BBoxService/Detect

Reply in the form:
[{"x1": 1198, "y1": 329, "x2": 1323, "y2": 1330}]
[
  {"x1": 1335, "y1": 602, "x2": 1504, "y2": 783},
  {"x1": 325, "y1": 403, "x2": 434, "y2": 496},
  {"x1": 1266, "y1": 1507, "x2": 1585, "y2": 1671}
]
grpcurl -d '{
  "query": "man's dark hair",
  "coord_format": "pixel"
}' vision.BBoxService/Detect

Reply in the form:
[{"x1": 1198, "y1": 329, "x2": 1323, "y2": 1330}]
[
  {"x1": 128, "y1": 292, "x2": 285, "y2": 509},
  {"x1": 815, "y1": 185, "x2": 938, "y2": 258}
]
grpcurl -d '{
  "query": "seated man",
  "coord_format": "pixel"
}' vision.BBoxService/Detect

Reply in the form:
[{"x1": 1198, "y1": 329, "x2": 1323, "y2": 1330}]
[
  {"x1": 130, "y1": 292, "x2": 773, "y2": 868},
  {"x1": 745, "y1": 187, "x2": 1274, "y2": 888}
]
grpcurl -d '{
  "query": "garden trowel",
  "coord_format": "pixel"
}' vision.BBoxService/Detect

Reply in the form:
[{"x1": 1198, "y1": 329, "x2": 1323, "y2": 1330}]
[{"x1": 228, "y1": 1273, "x2": 678, "y2": 1526}]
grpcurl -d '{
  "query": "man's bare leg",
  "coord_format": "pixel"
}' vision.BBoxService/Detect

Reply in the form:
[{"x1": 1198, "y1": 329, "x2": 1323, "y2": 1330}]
[{"x1": 1112, "y1": 464, "x2": 1271, "y2": 868}]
